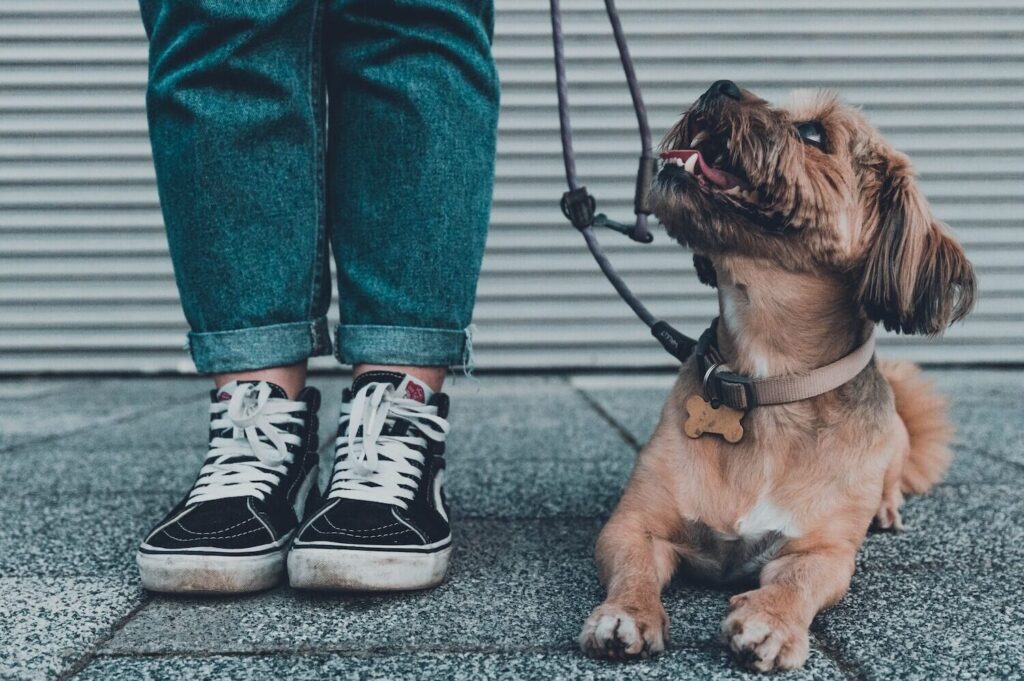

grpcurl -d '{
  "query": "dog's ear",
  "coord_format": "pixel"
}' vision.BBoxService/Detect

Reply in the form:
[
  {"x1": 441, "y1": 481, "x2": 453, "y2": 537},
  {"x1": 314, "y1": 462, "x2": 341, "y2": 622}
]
[{"x1": 857, "y1": 159, "x2": 975, "y2": 335}]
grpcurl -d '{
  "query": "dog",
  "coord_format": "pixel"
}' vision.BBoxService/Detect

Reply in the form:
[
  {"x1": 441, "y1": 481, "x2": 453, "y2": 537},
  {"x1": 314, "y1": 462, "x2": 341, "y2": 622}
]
[{"x1": 578, "y1": 80, "x2": 976, "y2": 672}]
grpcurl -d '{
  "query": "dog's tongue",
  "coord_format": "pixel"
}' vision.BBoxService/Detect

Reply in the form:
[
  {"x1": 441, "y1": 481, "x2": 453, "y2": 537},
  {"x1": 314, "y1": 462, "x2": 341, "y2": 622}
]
[{"x1": 661, "y1": 149, "x2": 746, "y2": 190}]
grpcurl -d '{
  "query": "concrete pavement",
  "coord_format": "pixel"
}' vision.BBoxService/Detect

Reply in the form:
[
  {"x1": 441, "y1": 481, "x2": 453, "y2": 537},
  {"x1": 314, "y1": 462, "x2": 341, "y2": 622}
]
[{"x1": 1, "y1": 371, "x2": 1021, "y2": 680}]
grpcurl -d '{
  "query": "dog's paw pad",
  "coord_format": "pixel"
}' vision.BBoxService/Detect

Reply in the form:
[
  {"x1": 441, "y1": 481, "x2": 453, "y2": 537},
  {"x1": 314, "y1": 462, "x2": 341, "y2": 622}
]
[
  {"x1": 579, "y1": 604, "x2": 666, "y2": 660},
  {"x1": 721, "y1": 602, "x2": 809, "y2": 673}
]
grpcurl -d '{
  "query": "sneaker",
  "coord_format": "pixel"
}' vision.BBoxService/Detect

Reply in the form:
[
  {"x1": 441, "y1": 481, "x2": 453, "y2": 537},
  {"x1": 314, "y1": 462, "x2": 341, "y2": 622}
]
[
  {"x1": 288, "y1": 371, "x2": 452, "y2": 591},
  {"x1": 137, "y1": 380, "x2": 321, "y2": 593}
]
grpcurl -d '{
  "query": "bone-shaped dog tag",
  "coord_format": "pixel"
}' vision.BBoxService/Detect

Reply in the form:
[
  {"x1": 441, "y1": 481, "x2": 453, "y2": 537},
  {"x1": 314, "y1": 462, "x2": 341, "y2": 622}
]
[{"x1": 684, "y1": 394, "x2": 744, "y2": 443}]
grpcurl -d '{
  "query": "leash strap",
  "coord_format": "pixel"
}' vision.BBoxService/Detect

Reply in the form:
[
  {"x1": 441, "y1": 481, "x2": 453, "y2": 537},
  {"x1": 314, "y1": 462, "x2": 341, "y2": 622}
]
[
  {"x1": 696, "y1": 318, "x2": 877, "y2": 410},
  {"x1": 550, "y1": 0, "x2": 697, "y2": 363}
]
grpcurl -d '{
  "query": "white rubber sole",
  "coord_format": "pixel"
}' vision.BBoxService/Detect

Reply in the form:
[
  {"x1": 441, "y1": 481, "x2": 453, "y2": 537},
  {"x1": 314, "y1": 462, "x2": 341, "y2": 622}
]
[
  {"x1": 287, "y1": 545, "x2": 452, "y2": 592},
  {"x1": 136, "y1": 548, "x2": 286, "y2": 594}
]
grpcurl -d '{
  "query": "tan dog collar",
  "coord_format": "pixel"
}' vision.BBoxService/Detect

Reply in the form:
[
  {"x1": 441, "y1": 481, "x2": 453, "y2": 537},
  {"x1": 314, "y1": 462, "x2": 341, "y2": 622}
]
[{"x1": 695, "y1": 318, "x2": 876, "y2": 411}]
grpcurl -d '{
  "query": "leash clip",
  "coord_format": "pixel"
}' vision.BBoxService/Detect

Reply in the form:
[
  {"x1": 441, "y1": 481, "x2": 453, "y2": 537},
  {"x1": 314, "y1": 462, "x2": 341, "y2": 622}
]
[{"x1": 593, "y1": 214, "x2": 654, "y2": 243}]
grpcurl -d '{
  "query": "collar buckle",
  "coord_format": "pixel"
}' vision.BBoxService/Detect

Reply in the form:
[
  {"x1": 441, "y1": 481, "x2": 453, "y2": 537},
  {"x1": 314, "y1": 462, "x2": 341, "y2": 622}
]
[{"x1": 703, "y1": 364, "x2": 755, "y2": 411}]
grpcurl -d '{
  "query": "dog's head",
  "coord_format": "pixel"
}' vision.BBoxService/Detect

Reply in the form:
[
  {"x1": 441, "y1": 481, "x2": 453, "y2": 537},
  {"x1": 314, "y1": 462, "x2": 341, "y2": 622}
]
[{"x1": 652, "y1": 81, "x2": 975, "y2": 335}]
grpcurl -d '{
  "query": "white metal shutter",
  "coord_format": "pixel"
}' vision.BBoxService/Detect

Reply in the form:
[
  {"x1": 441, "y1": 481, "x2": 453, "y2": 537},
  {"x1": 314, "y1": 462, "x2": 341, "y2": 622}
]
[{"x1": 1, "y1": 0, "x2": 1022, "y2": 373}]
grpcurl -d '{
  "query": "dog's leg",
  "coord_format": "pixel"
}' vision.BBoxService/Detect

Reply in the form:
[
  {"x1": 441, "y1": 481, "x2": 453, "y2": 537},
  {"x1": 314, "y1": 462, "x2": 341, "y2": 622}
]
[
  {"x1": 874, "y1": 446, "x2": 906, "y2": 530},
  {"x1": 579, "y1": 503, "x2": 680, "y2": 659},
  {"x1": 721, "y1": 543, "x2": 856, "y2": 673}
]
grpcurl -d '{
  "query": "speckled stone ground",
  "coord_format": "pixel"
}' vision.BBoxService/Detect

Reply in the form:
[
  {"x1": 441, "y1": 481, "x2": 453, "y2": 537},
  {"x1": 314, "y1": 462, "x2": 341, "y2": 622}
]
[{"x1": 1, "y1": 371, "x2": 1022, "y2": 680}]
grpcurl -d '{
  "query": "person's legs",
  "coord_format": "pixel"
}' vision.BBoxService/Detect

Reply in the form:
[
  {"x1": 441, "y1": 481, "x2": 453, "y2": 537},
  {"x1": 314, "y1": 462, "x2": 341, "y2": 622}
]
[
  {"x1": 136, "y1": 0, "x2": 327, "y2": 593},
  {"x1": 139, "y1": 0, "x2": 332, "y2": 388},
  {"x1": 325, "y1": 0, "x2": 500, "y2": 378},
  {"x1": 288, "y1": 0, "x2": 499, "y2": 591}
]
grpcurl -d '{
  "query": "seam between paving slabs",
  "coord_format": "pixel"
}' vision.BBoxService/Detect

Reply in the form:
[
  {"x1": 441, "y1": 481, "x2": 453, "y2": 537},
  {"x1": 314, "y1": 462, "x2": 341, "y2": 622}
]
[
  {"x1": 0, "y1": 383, "x2": 209, "y2": 455},
  {"x1": 809, "y1": 633, "x2": 867, "y2": 681},
  {"x1": 88, "y1": 640, "x2": 828, "y2": 660},
  {"x1": 568, "y1": 379, "x2": 643, "y2": 452},
  {"x1": 569, "y1": 378, "x2": 871, "y2": 679},
  {"x1": 57, "y1": 594, "x2": 155, "y2": 681}
]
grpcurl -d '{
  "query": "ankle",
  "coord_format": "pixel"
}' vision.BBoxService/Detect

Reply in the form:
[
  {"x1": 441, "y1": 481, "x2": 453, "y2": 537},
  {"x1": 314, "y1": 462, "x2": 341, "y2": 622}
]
[
  {"x1": 213, "y1": 361, "x2": 308, "y2": 399},
  {"x1": 353, "y1": 364, "x2": 445, "y2": 392}
]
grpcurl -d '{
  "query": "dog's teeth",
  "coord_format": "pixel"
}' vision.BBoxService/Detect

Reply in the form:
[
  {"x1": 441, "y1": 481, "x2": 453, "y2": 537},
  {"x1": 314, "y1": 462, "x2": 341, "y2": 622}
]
[
  {"x1": 724, "y1": 186, "x2": 742, "y2": 197},
  {"x1": 684, "y1": 154, "x2": 698, "y2": 174},
  {"x1": 690, "y1": 131, "x2": 708, "y2": 147},
  {"x1": 667, "y1": 157, "x2": 684, "y2": 167}
]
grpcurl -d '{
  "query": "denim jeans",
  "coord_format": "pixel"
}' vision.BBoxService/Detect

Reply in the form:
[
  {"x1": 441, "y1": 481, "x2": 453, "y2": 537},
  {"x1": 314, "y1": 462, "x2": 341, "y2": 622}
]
[{"x1": 138, "y1": 0, "x2": 499, "y2": 373}]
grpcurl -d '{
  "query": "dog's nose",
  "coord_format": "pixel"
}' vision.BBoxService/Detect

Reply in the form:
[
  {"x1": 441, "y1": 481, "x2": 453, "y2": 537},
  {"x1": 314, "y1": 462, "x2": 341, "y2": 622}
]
[{"x1": 707, "y1": 80, "x2": 742, "y2": 101}]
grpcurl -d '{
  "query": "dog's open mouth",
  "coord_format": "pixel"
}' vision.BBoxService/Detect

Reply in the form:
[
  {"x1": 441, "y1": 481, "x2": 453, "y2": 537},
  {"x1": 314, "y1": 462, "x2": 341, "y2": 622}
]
[{"x1": 659, "y1": 121, "x2": 758, "y2": 205}]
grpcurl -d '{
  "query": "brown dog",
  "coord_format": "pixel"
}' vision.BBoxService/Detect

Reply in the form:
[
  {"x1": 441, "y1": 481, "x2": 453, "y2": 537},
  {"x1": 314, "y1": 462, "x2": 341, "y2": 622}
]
[{"x1": 578, "y1": 81, "x2": 976, "y2": 672}]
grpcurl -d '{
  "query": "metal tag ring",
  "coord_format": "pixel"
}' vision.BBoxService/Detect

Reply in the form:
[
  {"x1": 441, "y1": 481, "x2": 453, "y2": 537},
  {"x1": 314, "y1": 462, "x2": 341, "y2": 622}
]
[{"x1": 701, "y1": 361, "x2": 722, "y2": 405}]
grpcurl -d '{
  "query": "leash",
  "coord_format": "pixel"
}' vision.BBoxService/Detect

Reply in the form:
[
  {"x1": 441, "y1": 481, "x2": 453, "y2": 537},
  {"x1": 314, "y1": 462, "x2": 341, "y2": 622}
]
[
  {"x1": 549, "y1": 0, "x2": 697, "y2": 364},
  {"x1": 548, "y1": 2, "x2": 878, "y2": 436}
]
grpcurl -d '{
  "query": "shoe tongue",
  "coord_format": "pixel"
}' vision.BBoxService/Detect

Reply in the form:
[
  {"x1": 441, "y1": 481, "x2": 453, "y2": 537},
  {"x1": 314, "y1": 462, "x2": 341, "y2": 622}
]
[
  {"x1": 350, "y1": 371, "x2": 434, "y2": 404},
  {"x1": 212, "y1": 379, "x2": 289, "y2": 403}
]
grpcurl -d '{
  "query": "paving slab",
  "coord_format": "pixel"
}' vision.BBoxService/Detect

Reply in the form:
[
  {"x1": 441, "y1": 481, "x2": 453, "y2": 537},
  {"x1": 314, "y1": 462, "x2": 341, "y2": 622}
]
[
  {"x1": 951, "y1": 400, "x2": 1024, "y2": 469},
  {"x1": 0, "y1": 576, "x2": 142, "y2": 681},
  {"x1": 2, "y1": 372, "x2": 1020, "y2": 681},
  {"x1": 0, "y1": 403, "x2": 207, "y2": 495},
  {"x1": 812, "y1": 566, "x2": 1024, "y2": 681},
  {"x1": 0, "y1": 378, "x2": 207, "y2": 452},
  {"x1": 570, "y1": 375, "x2": 672, "y2": 446},
  {"x1": 442, "y1": 383, "x2": 637, "y2": 518},
  {"x1": 857, "y1": 484, "x2": 1024, "y2": 573},
  {"x1": 80, "y1": 647, "x2": 848, "y2": 681},
  {"x1": 0, "y1": 492, "x2": 174, "y2": 578},
  {"x1": 105, "y1": 519, "x2": 744, "y2": 655},
  {"x1": 0, "y1": 379, "x2": 345, "y2": 495}
]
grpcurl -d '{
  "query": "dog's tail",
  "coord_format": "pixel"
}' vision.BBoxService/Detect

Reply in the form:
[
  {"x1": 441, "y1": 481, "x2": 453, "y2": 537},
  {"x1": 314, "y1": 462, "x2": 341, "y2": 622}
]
[{"x1": 880, "y1": 359, "x2": 953, "y2": 494}]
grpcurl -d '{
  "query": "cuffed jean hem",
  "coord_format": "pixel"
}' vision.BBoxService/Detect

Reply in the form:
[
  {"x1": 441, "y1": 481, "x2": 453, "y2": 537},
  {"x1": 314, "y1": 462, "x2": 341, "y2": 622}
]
[
  {"x1": 187, "y1": 317, "x2": 333, "y2": 374},
  {"x1": 334, "y1": 324, "x2": 471, "y2": 368}
]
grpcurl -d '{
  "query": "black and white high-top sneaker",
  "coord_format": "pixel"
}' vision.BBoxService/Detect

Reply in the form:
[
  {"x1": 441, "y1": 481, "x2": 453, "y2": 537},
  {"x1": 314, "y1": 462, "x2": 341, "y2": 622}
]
[
  {"x1": 137, "y1": 380, "x2": 321, "y2": 594},
  {"x1": 288, "y1": 371, "x2": 452, "y2": 591}
]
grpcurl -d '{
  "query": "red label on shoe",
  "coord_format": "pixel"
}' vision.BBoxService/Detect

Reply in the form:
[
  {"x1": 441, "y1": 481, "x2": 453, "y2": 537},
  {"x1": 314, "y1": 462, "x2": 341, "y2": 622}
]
[
  {"x1": 217, "y1": 391, "x2": 232, "y2": 402},
  {"x1": 404, "y1": 382, "x2": 426, "y2": 403}
]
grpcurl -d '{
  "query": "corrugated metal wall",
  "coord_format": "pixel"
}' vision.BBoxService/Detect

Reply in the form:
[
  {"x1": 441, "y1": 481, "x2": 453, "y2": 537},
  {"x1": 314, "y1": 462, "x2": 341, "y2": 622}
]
[{"x1": 2, "y1": 0, "x2": 1022, "y2": 373}]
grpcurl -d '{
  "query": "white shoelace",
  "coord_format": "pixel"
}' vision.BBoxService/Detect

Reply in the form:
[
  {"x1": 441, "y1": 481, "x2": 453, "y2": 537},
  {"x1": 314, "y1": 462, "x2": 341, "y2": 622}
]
[
  {"x1": 187, "y1": 382, "x2": 306, "y2": 505},
  {"x1": 329, "y1": 381, "x2": 450, "y2": 509}
]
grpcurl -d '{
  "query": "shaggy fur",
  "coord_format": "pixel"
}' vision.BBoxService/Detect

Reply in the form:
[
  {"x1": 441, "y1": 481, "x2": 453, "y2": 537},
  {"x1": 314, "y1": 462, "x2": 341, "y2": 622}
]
[{"x1": 578, "y1": 83, "x2": 976, "y2": 672}]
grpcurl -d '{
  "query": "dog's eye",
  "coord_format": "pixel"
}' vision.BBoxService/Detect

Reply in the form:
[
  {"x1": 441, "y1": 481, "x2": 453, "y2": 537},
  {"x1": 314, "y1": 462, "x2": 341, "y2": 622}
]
[{"x1": 796, "y1": 122, "x2": 826, "y2": 150}]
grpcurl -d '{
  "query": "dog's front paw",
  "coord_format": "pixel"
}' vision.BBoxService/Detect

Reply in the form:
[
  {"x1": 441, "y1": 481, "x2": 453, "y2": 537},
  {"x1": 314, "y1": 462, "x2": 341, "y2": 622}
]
[
  {"x1": 721, "y1": 592, "x2": 809, "y2": 673},
  {"x1": 579, "y1": 602, "x2": 667, "y2": 660}
]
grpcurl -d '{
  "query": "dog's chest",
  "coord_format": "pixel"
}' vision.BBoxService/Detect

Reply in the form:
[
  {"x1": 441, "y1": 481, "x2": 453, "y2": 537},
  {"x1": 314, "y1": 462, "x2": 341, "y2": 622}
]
[{"x1": 681, "y1": 497, "x2": 800, "y2": 583}]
